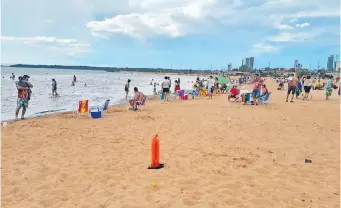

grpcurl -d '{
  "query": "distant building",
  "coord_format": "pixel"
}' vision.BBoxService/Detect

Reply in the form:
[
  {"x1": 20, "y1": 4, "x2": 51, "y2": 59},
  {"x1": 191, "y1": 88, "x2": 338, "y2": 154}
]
[
  {"x1": 250, "y1": 57, "x2": 254, "y2": 69},
  {"x1": 245, "y1": 57, "x2": 250, "y2": 67},
  {"x1": 242, "y1": 59, "x2": 244, "y2": 66},
  {"x1": 228, "y1": 63, "x2": 232, "y2": 71},
  {"x1": 297, "y1": 64, "x2": 302, "y2": 70},
  {"x1": 294, "y1": 60, "x2": 299, "y2": 71},
  {"x1": 327, "y1": 55, "x2": 334, "y2": 70},
  {"x1": 336, "y1": 61, "x2": 340, "y2": 72}
]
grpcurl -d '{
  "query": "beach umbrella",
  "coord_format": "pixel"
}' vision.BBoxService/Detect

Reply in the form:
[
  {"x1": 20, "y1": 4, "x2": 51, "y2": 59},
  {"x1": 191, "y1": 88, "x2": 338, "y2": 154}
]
[
  {"x1": 216, "y1": 76, "x2": 231, "y2": 90},
  {"x1": 216, "y1": 76, "x2": 229, "y2": 85}
]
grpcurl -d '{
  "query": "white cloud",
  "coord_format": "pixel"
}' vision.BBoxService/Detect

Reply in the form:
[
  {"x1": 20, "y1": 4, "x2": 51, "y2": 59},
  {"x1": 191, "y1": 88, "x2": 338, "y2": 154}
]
[
  {"x1": 44, "y1": 20, "x2": 53, "y2": 23},
  {"x1": 0, "y1": 36, "x2": 90, "y2": 56},
  {"x1": 252, "y1": 43, "x2": 279, "y2": 53},
  {"x1": 87, "y1": 0, "x2": 219, "y2": 39},
  {"x1": 268, "y1": 31, "x2": 321, "y2": 42},
  {"x1": 296, "y1": 22, "x2": 310, "y2": 28},
  {"x1": 278, "y1": 24, "x2": 294, "y2": 30}
]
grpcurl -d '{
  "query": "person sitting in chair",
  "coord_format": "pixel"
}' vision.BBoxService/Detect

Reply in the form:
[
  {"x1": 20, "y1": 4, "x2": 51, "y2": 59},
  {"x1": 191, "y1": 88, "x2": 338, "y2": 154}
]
[
  {"x1": 261, "y1": 84, "x2": 268, "y2": 97},
  {"x1": 129, "y1": 87, "x2": 146, "y2": 109},
  {"x1": 228, "y1": 85, "x2": 240, "y2": 101}
]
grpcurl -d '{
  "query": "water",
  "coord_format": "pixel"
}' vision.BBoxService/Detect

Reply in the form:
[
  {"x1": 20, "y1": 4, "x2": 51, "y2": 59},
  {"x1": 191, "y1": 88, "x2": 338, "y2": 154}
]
[{"x1": 1, "y1": 67, "x2": 198, "y2": 121}]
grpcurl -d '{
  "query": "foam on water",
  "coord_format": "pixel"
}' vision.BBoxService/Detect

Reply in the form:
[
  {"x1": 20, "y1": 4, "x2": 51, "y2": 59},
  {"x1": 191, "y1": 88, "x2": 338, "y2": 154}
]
[{"x1": 1, "y1": 67, "x2": 198, "y2": 121}]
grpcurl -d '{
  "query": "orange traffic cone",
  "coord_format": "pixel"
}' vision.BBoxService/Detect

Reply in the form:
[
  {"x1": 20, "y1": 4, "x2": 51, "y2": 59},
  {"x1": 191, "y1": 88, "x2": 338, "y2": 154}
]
[{"x1": 148, "y1": 134, "x2": 164, "y2": 169}]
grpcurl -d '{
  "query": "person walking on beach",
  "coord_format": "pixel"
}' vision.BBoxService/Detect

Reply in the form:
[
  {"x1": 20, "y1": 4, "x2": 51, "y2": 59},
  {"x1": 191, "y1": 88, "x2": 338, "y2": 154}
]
[
  {"x1": 73, "y1": 75, "x2": 77, "y2": 82},
  {"x1": 251, "y1": 74, "x2": 263, "y2": 105},
  {"x1": 15, "y1": 75, "x2": 33, "y2": 120},
  {"x1": 125, "y1": 79, "x2": 131, "y2": 100},
  {"x1": 303, "y1": 75, "x2": 312, "y2": 100},
  {"x1": 325, "y1": 76, "x2": 333, "y2": 100},
  {"x1": 207, "y1": 76, "x2": 215, "y2": 99},
  {"x1": 286, "y1": 74, "x2": 298, "y2": 103},
  {"x1": 295, "y1": 77, "x2": 303, "y2": 99},
  {"x1": 52, "y1": 79, "x2": 58, "y2": 97},
  {"x1": 161, "y1": 76, "x2": 170, "y2": 101}
]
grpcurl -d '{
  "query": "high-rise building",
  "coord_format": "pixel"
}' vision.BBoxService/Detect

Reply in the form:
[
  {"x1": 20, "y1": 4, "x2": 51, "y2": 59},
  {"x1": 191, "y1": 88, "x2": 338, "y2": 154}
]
[
  {"x1": 335, "y1": 61, "x2": 340, "y2": 72},
  {"x1": 228, "y1": 63, "x2": 232, "y2": 71},
  {"x1": 327, "y1": 55, "x2": 334, "y2": 70},
  {"x1": 245, "y1": 57, "x2": 250, "y2": 67},
  {"x1": 294, "y1": 60, "x2": 299, "y2": 71},
  {"x1": 242, "y1": 59, "x2": 244, "y2": 66},
  {"x1": 250, "y1": 57, "x2": 254, "y2": 69}
]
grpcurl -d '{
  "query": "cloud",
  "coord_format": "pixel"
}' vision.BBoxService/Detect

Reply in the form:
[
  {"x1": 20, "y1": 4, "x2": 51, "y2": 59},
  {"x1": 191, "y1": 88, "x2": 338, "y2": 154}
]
[
  {"x1": 86, "y1": 0, "x2": 219, "y2": 39},
  {"x1": 0, "y1": 36, "x2": 90, "y2": 56},
  {"x1": 252, "y1": 43, "x2": 279, "y2": 53},
  {"x1": 278, "y1": 24, "x2": 294, "y2": 30},
  {"x1": 268, "y1": 31, "x2": 320, "y2": 42},
  {"x1": 44, "y1": 20, "x2": 53, "y2": 23},
  {"x1": 296, "y1": 22, "x2": 310, "y2": 28}
]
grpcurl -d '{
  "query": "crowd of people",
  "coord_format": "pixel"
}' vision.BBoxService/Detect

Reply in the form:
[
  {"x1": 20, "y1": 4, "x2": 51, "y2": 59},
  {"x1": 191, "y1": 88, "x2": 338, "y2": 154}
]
[{"x1": 11, "y1": 71, "x2": 340, "y2": 119}]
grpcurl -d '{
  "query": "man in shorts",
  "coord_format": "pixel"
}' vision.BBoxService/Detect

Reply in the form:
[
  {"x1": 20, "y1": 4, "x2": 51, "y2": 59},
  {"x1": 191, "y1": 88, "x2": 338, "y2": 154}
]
[
  {"x1": 207, "y1": 76, "x2": 215, "y2": 99},
  {"x1": 15, "y1": 75, "x2": 33, "y2": 120},
  {"x1": 251, "y1": 74, "x2": 263, "y2": 105},
  {"x1": 161, "y1": 76, "x2": 170, "y2": 102},
  {"x1": 286, "y1": 74, "x2": 298, "y2": 103},
  {"x1": 124, "y1": 79, "x2": 131, "y2": 100}
]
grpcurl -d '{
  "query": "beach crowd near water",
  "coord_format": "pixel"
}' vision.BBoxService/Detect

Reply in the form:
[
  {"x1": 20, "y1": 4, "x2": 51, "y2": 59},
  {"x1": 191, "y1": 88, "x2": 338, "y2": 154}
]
[
  {"x1": 2, "y1": 69, "x2": 341, "y2": 208},
  {"x1": 8, "y1": 70, "x2": 341, "y2": 120}
]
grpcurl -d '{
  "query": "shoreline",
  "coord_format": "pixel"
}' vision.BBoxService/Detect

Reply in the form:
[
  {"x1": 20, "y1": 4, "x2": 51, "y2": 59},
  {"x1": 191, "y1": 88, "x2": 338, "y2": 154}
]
[{"x1": 1, "y1": 94, "x2": 161, "y2": 124}]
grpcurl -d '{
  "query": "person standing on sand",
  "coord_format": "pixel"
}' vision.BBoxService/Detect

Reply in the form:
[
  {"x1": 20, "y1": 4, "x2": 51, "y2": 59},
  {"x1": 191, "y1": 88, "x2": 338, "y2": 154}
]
[
  {"x1": 325, "y1": 76, "x2": 333, "y2": 100},
  {"x1": 15, "y1": 75, "x2": 33, "y2": 120},
  {"x1": 286, "y1": 74, "x2": 298, "y2": 103},
  {"x1": 52, "y1": 79, "x2": 58, "y2": 97},
  {"x1": 161, "y1": 76, "x2": 170, "y2": 102},
  {"x1": 303, "y1": 76, "x2": 313, "y2": 100},
  {"x1": 295, "y1": 77, "x2": 303, "y2": 99},
  {"x1": 125, "y1": 79, "x2": 131, "y2": 100},
  {"x1": 73, "y1": 75, "x2": 77, "y2": 82},
  {"x1": 207, "y1": 76, "x2": 215, "y2": 99},
  {"x1": 251, "y1": 74, "x2": 263, "y2": 106}
]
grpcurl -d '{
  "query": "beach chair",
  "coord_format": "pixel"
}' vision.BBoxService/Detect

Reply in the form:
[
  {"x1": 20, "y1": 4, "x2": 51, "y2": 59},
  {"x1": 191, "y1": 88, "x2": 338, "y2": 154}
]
[
  {"x1": 74, "y1": 100, "x2": 89, "y2": 118},
  {"x1": 134, "y1": 96, "x2": 147, "y2": 111},
  {"x1": 260, "y1": 92, "x2": 271, "y2": 104},
  {"x1": 89, "y1": 99, "x2": 110, "y2": 112}
]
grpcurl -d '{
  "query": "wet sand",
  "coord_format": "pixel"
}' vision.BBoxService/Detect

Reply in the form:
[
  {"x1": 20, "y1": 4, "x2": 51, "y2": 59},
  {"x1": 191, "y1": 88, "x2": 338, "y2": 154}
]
[{"x1": 2, "y1": 79, "x2": 340, "y2": 208}]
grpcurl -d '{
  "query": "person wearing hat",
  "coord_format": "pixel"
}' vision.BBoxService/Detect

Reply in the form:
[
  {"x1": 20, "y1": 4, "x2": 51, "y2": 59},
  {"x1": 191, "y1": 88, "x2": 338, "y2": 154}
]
[{"x1": 15, "y1": 75, "x2": 33, "y2": 120}]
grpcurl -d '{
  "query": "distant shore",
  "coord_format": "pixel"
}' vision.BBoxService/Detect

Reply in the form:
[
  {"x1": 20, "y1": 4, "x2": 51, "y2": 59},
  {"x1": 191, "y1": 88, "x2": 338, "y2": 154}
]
[{"x1": 7, "y1": 64, "x2": 209, "y2": 75}]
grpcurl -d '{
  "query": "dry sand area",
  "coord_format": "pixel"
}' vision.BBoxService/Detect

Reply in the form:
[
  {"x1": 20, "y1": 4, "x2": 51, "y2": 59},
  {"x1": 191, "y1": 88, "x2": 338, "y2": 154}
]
[{"x1": 2, "y1": 79, "x2": 340, "y2": 208}]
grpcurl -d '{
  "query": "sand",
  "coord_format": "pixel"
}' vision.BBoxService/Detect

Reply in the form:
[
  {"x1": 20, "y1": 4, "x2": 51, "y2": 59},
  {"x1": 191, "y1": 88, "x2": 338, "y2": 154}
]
[{"x1": 2, "y1": 79, "x2": 340, "y2": 208}]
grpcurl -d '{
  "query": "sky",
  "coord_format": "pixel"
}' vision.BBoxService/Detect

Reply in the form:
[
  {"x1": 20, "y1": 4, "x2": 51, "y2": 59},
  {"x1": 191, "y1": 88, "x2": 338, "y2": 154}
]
[{"x1": 1, "y1": 0, "x2": 340, "y2": 69}]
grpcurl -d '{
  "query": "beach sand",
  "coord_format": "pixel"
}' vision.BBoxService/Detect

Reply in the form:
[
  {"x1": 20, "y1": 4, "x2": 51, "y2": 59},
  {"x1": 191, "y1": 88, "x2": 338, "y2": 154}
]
[{"x1": 2, "y1": 79, "x2": 340, "y2": 208}]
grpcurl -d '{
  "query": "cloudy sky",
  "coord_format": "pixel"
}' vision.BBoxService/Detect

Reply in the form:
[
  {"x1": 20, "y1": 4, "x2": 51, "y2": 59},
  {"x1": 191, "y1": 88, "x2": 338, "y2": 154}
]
[{"x1": 1, "y1": 0, "x2": 340, "y2": 69}]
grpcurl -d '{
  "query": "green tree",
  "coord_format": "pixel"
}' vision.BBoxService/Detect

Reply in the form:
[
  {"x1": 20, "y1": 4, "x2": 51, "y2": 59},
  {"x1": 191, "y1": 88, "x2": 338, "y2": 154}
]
[{"x1": 239, "y1": 65, "x2": 252, "y2": 72}]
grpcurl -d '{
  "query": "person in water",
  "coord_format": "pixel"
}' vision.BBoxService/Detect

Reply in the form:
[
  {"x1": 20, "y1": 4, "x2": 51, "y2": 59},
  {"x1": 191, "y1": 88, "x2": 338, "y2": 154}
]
[
  {"x1": 52, "y1": 79, "x2": 58, "y2": 97},
  {"x1": 11, "y1": 73, "x2": 15, "y2": 80},
  {"x1": 15, "y1": 75, "x2": 33, "y2": 120},
  {"x1": 125, "y1": 79, "x2": 131, "y2": 100}
]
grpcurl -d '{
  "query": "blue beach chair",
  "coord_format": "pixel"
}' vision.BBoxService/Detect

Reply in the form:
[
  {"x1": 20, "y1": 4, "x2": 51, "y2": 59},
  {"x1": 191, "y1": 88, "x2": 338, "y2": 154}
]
[{"x1": 260, "y1": 93, "x2": 271, "y2": 104}]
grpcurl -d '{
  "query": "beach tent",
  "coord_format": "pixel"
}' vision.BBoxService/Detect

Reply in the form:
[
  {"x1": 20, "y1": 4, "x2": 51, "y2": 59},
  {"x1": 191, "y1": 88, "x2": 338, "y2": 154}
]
[{"x1": 216, "y1": 76, "x2": 231, "y2": 90}]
